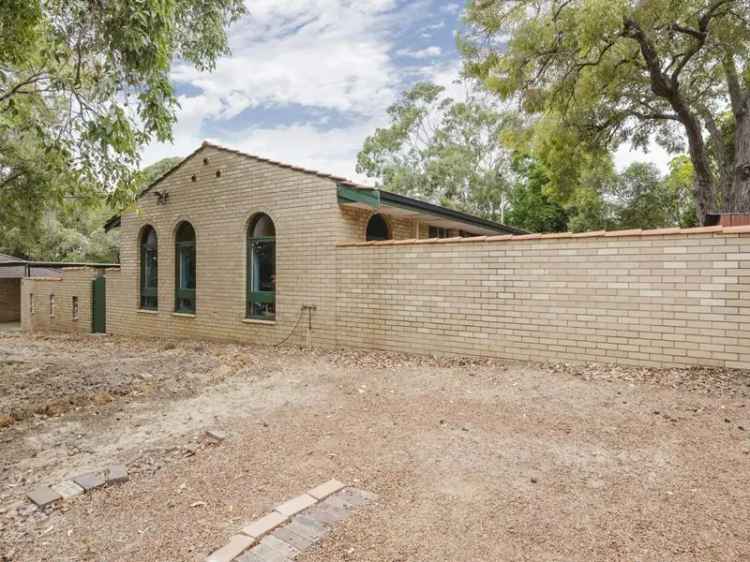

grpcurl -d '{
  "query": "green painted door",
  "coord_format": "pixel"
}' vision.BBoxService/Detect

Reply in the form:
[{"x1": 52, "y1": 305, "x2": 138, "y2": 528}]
[{"x1": 91, "y1": 277, "x2": 106, "y2": 333}]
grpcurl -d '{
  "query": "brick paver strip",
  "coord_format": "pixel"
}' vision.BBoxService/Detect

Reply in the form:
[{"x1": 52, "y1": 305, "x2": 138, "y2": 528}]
[
  {"x1": 307, "y1": 479, "x2": 345, "y2": 500},
  {"x1": 321, "y1": 493, "x2": 357, "y2": 512},
  {"x1": 289, "y1": 514, "x2": 330, "y2": 541},
  {"x1": 336, "y1": 487, "x2": 376, "y2": 507},
  {"x1": 106, "y1": 464, "x2": 128, "y2": 485},
  {"x1": 52, "y1": 480, "x2": 84, "y2": 499},
  {"x1": 274, "y1": 493, "x2": 317, "y2": 517},
  {"x1": 27, "y1": 485, "x2": 62, "y2": 508},
  {"x1": 236, "y1": 541, "x2": 292, "y2": 562},
  {"x1": 259, "y1": 535, "x2": 300, "y2": 559},
  {"x1": 209, "y1": 481, "x2": 371, "y2": 562},
  {"x1": 204, "y1": 534, "x2": 255, "y2": 562},
  {"x1": 241, "y1": 511, "x2": 288, "y2": 539},
  {"x1": 73, "y1": 471, "x2": 106, "y2": 492},
  {"x1": 271, "y1": 524, "x2": 318, "y2": 551},
  {"x1": 303, "y1": 502, "x2": 349, "y2": 526}
]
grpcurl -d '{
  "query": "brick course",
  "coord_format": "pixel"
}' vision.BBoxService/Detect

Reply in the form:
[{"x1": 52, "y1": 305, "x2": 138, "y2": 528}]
[{"x1": 335, "y1": 231, "x2": 750, "y2": 368}]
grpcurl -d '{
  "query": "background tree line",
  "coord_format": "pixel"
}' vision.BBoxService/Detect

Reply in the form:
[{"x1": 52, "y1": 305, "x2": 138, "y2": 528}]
[
  {"x1": 1, "y1": 1, "x2": 748, "y2": 260},
  {"x1": 357, "y1": 81, "x2": 698, "y2": 233}
]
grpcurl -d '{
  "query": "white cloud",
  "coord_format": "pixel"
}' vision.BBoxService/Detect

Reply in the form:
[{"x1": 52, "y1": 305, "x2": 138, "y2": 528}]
[
  {"x1": 143, "y1": 0, "x2": 437, "y2": 176},
  {"x1": 396, "y1": 46, "x2": 442, "y2": 59},
  {"x1": 169, "y1": 0, "x2": 421, "y2": 118}
]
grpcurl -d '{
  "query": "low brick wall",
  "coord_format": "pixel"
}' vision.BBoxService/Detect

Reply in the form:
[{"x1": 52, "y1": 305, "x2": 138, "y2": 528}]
[
  {"x1": 21, "y1": 269, "x2": 98, "y2": 334},
  {"x1": 0, "y1": 279, "x2": 21, "y2": 322},
  {"x1": 335, "y1": 227, "x2": 750, "y2": 368}
]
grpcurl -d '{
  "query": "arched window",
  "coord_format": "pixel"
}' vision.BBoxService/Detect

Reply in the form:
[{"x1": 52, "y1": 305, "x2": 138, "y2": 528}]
[
  {"x1": 247, "y1": 214, "x2": 276, "y2": 320},
  {"x1": 139, "y1": 225, "x2": 158, "y2": 310},
  {"x1": 366, "y1": 213, "x2": 390, "y2": 241},
  {"x1": 175, "y1": 221, "x2": 196, "y2": 313}
]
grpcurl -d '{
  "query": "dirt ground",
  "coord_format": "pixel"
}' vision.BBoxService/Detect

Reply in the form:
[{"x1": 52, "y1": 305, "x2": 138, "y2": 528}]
[{"x1": 1, "y1": 332, "x2": 749, "y2": 562}]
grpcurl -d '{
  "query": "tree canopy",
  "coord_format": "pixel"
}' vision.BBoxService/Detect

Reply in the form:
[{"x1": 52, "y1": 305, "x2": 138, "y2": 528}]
[
  {"x1": 357, "y1": 82, "x2": 517, "y2": 222},
  {"x1": 0, "y1": 156, "x2": 183, "y2": 262},
  {"x1": 0, "y1": 0, "x2": 244, "y2": 246},
  {"x1": 463, "y1": 0, "x2": 750, "y2": 223}
]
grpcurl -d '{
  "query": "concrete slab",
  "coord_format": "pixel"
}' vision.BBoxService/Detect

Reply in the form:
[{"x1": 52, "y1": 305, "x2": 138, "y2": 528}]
[
  {"x1": 205, "y1": 534, "x2": 255, "y2": 562},
  {"x1": 27, "y1": 485, "x2": 62, "y2": 508},
  {"x1": 51, "y1": 480, "x2": 84, "y2": 499},
  {"x1": 307, "y1": 479, "x2": 346, "y2": 500},
  {"x1": 106, "y1": 464, "x2": 128, "y2": 485},
  {"x1": 274, "y1": 493, "x2": 317, "y2": 517},
  {"x1": 241, "y1": 511, "x2": 288, "y2": 539}
]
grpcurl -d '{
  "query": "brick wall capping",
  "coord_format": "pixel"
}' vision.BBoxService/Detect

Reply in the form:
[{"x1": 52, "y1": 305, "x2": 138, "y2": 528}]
[{"x1": 335, "y1": 224, "x2": 750, "y2": 248}]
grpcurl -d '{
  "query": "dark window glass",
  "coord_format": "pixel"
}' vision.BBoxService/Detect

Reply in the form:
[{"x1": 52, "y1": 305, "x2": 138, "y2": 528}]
[
  {"x1": 428, "y1": 226, "x2": 449, "y2": 238},
  {"x1": 366, "y1": 214, "x2": 390, "y2": 241},
  {"x1": 140, "y1": 226, "x2": 158, "y2": 309},
  {"x1": 175, "y1": 222, "x2": 196, "y2": 313},
  {"x1": 247, "y1": 214, "x2": 276, "y2": 320}
]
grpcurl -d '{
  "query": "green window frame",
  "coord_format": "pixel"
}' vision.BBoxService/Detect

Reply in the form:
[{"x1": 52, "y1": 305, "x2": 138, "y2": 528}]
[
  {"x1": 247, "y1": 214, "x2": 276, "y2": 320},
  {"x1": 175, "y1": 222, "x2": 196, "y2": 314},
  {"x1": 140, "y1": 225, "x2": 158, "y2": 310}
]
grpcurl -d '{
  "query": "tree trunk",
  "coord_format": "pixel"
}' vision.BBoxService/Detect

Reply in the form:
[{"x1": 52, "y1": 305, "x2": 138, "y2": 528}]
[
  {"x1": 677, "y1": 110, "x2": 715, "y2": 224},
  {"x1": 730, "y1": 106, "x2": 750, "y2": 212}
]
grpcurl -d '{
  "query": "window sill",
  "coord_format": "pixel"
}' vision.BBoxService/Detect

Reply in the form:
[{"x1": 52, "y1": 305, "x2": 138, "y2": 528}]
[
  {"x1": 172, "y1": 312, "x2": 196, "y2": 318},
  {"x1": 242, "y1": 318, "x2": 276, "y2": 326},
  {"x1": 137, "y1": 309, "x2": 159, "y2": 315}
]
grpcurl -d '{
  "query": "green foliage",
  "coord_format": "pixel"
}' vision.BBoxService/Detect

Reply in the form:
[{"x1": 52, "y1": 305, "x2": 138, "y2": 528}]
[
  {"x1": 0, "y1": 156, "x2": 181, "y2": 262},
  {"x1": 663, "y1": 155, "x2": 699, "y2": 228},
  {"x1": 0, "y1": 0, "x2": 244, "y2": 243},
  {"x1": 357, "y1": 82, "x2": 517, "y2": 222},
  {"x1": 505, "y1": 155, "x2": 568, "y2": 232},
  {"x1": 462, "y1": 0, "x2": 750, "y2": 222}
]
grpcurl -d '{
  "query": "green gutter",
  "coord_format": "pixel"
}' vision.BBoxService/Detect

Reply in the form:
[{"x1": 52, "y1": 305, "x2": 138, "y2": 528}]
[{"x1": 337, "y1": 185, "x2": 381, "y2": 207}]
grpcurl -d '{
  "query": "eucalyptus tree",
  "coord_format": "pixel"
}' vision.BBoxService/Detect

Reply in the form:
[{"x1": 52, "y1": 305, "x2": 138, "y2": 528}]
[
  {"x1": 0, "y1": 0, "x2": 244, "y2": 233},
  {"x1": 463, "y1": 0, "x2": 750, "y2": 223},
  {"x1": 357, "y1": 82, "x2": 517, "y2": 222}
]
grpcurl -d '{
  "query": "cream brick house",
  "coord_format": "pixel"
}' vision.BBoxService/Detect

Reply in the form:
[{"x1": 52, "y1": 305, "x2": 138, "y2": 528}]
[
  {"x1": 94, "y1": 142, "x2": 518, "y2": 346},
  {"x1": 20, "y1": 141, "x2": 750, "y2": 369}
]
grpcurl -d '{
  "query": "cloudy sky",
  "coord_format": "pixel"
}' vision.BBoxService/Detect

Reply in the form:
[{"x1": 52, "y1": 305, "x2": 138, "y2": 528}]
[{"x1": 144, "y1": 0, "x2": 669, "y2": 182}]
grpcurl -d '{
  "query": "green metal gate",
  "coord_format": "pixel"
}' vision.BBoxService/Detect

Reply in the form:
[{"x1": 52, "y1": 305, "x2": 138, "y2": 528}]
[{"x1": 91, "y1": 277, "x2": 106, "y2": 333}]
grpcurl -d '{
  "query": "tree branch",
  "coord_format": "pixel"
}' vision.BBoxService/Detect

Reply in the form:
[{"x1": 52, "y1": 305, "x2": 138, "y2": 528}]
[
  {"x1": 723, "y1": 55, "x2": 747, "y2": 116},
  {"x1": 0, "y1": 72, "x2": 45, "y2": 104}
]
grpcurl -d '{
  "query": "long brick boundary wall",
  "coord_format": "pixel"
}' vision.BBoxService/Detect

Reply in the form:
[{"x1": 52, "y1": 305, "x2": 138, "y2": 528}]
[{"x1": 335, "y1": 227, "x2": 750, "y2": 368}]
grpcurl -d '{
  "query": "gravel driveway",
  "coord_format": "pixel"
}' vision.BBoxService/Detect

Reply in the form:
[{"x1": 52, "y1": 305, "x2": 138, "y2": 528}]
[{"x1": 1, "y1": 333, "x2": 748, "y2": 562}]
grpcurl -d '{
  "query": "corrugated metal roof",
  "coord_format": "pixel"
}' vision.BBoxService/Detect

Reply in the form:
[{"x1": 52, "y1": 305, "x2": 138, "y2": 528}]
[{"x1": 0, "y1": 253, "x2": 62, "y2": 278}]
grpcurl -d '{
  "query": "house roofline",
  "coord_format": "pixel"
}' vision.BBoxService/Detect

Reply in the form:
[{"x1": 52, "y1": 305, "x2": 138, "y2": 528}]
[{"x1": 104, "y1": 141, "x2": 524, "y2": 235}]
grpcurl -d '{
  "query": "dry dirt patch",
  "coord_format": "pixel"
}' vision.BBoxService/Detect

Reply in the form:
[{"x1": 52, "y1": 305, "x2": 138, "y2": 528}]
[{"x1": 1, "y1": 333, "x2": 749, "y2": 562}]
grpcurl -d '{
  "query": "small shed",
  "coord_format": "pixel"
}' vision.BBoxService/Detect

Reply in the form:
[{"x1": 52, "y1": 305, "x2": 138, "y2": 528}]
[{"x1": 0, "y1": 254, "x2": 60, "y2": 322}]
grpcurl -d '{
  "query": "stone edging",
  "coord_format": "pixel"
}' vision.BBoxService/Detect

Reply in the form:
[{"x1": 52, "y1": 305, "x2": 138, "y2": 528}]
[
  {"x1": 206, "y1": 480, "x2": 375, "y2": 562},
  {"x1": 26, "y1": 465, "x2": 128, "y2": 509}
]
